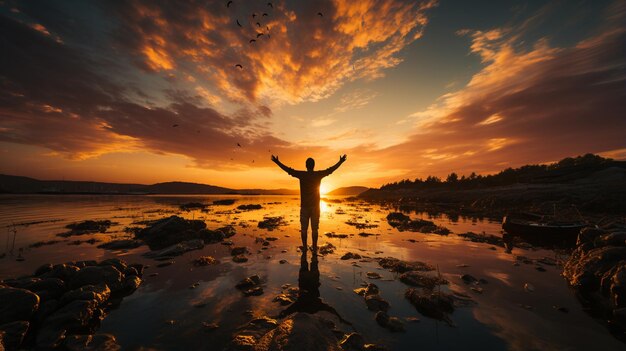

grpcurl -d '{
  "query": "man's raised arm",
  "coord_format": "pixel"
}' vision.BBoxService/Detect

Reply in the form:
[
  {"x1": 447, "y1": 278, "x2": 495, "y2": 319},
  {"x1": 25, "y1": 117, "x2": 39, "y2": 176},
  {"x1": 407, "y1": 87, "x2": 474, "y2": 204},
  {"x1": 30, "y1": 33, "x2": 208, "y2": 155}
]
[
  {"x1": 321, "y1": 154, "x2": 347, "y2": 176},
  {"x1": 271, "y1": 155, "x2": 296, "y2": 176}
]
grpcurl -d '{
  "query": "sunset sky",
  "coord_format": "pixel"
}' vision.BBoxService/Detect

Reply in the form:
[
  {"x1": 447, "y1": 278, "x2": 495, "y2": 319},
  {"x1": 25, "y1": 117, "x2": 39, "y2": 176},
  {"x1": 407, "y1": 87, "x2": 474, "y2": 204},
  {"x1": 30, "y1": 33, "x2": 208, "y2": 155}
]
[{"x1": 1, "y1": 0, "x2": 625, "y2": 190}]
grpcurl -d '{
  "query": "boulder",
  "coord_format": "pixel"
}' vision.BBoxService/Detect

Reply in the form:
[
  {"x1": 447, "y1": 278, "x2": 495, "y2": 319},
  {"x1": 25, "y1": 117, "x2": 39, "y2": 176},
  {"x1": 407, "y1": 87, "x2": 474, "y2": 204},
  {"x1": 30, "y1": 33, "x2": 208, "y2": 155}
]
[
  {"x1": 136, "y1": 215, "x2": 207, "y2": 249},
  {"x1": 399, "y1": 271, "x2": 447, "y2": 289},
  {"x1": 374, "y1": 311, "x2": 405, "y2": 332},
  {"x1": 0, "y1": 287, "x2": 40, "y2": 324},
  {"x1": 0, "y1": 321, "x2": 29, "y2": 350},
  {"x1": 365, "y1": 294, "x2": 390, "y2": 312},
  {"x1": 37, "y1": 299, "x2": 99, "y2": 348},
  {"x1": 59, "y1": 284, "x2": 111, "y2": 307},
  {"x1": 69, "y1": 266, "x2": 122, "y2": 291},
  {"x1": 377, "y1": 257, "x2": 433, "y2": 273},
  {"x1": 40, "y1": 264, "x2": 80, "y2": 282},
  {"x1": 405, "y1": 288, "x2": 454, "y2": 324}
]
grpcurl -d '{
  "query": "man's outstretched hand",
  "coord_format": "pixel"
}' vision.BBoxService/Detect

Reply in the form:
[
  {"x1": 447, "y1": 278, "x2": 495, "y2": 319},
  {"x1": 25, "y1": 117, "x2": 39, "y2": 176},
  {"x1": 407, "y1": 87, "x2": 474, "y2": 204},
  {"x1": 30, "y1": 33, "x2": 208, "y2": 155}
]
[
  {"x1": 271, "y1": 155, "x2": 279, "y2": 163},
  {"x1": 340, "y1": 154, "x2": 347, "y2": 163}
]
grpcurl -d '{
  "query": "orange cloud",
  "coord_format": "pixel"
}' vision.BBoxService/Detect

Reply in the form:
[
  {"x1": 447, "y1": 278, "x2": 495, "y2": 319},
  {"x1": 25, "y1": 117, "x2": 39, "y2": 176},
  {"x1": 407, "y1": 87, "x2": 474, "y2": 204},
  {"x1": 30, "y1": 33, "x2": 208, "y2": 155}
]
[{"x1": 114, "y1": 0, "x2": 437, "y2": 104}]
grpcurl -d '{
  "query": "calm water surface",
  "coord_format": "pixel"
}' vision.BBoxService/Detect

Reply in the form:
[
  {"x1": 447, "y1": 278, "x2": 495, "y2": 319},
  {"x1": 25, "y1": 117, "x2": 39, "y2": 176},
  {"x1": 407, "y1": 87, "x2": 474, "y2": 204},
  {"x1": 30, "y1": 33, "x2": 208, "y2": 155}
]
[{"x1": 0, "y1": 194, "x2": 622, "y2": 350}]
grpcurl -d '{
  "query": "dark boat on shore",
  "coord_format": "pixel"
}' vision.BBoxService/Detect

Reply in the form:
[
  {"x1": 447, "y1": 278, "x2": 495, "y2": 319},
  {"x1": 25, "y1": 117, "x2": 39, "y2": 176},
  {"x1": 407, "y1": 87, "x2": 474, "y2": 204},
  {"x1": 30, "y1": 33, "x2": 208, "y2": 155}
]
[{"x1": 502, "y1": 213, "x2": 587, "y2": 247}]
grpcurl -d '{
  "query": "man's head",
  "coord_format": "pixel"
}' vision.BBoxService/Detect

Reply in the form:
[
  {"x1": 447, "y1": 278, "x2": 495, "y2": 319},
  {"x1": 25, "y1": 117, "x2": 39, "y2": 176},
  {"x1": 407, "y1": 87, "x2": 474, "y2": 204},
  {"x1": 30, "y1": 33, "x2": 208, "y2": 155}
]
[{"x1": 306, "y1": 157, "x2": 315, "y2": 171}]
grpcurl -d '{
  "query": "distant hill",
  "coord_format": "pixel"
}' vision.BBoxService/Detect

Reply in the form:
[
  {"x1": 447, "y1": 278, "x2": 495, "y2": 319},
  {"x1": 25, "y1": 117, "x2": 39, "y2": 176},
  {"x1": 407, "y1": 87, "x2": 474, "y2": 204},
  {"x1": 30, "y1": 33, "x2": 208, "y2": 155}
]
[
  {"x1": 0, "y1": 174, "x2": 298, "y2": 195},
  {"x1": 327, "y1": 186, "x2": 369, "y2": 196}
]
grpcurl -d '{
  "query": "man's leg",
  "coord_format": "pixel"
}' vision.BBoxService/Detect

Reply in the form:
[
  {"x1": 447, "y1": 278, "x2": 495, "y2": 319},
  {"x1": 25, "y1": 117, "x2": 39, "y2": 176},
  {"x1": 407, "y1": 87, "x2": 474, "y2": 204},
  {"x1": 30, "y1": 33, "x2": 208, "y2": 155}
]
[
  {"x1": 311, "y1": 206, "x2": 320, "y2": 251},
  {"x1": 300, "y1": 207, "x2": 310, "y2": 250}
]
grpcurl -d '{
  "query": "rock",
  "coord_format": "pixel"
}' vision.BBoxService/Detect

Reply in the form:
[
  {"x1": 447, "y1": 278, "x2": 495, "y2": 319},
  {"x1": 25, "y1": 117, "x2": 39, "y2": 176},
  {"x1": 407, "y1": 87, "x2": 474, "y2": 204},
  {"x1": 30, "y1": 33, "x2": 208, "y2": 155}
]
[
  {"x1": 273, "y1": 294, "x2": 294, "y2": 306},
  {"x1": 325, "y1": 232, "x2": 349, "y2": 238},
  {"x1": 375, "y1": 311, "x2": 405, "y2": 332},
  {"x1": 244, "y1": 287, "x2": 263, "y2": 296},
  {"x1": 22, "y1": 278, "x2": 66, "y2": 301},
  {"x1": 0, "y1": 321, "x2": 29, "y2": 350},
  {"x1": 128, "y1": 264, "x2": 144, "y2": 276},
  {"x1": 122, "y1": 276, "x2": 142, "y2": 293},
  {"x1": 365, "y1": 294, "x2": 390, "y2": 312},
  {"x1": 405, "y1": 288, "x2": 454, "y2": 323},
  {"x1": 97, "y1": 239, "x2": 143, "y2": 250},
  {"x1": 200, "y1": 226, "x2": 237, "y2": 243},
  {"x1": 400, "y1": 271, "x2": 447, "y2": 289},
  {"x1": 231, "y1": 247, "x2": 248, "y2": 256},
  {"x1": 576, "y1": 227, "x2": 607, "y2": 246},
  {"x1": 40, "y1": 264, "x2": 80, "y2": 282},
  {"x1": 64, "y1": 333, "x2": 121, "y2": 351},
  {"x1": 233, "y1": 255, "x2": 248, "y2": 263},
  {"x1": 386, "y1": 212, "x2": 410, "y2": 225},
  {"x1": 192, "y1": 256, "x2": 219, "y2": 266},
  {"x1": 318, "y1": 243, "x2": 336, "y2": 255},
  {"x1": 524, "y1": 283, "x2": 535, "y2": 292},
  {"x1": 236, "y1": 275, "x2": 261, "y2": 290},
  {"x1": 354, "y1": 283, "x2": 379, "y2": 297},
  {"x1": 60, "y1": 220, "x2": 113, "y2": 237},
  {"x1": 60, "y1": 284, "x2": 111, "y2": 306},
  {"x1": 136, "y1": 215, "x2": 208, "y2": 249},
  {"x1": 230, "y1": 334, "x2": 256, "y2": 350},
  {"x1": 0, "y1": 287, "x2": 40, "y2": 324},
  {"x1": 377, "y1": 257, "x2": 433, "y2": 273},
  {"x1": 37, "y1": 299, "x2": 99, "y2": 348},
  {"x1": 339, "y1": 332, "x2": 365, "y2": 351},
  {"x1": 99, "y1": 259, "x2": 127, "y2": 272},
  {"x1": 251, "y1": 313, "x2": 341, "y2": 351},
  {"x1": 237, "y1": 204, "x2": 263, "y2": 210},
  {"x1": 257, "y1": 216, "x2": 288, "y2": 231},
  {"x1": 69, "y1": 266, "x2": 122, "y2": 291},
  {"x1": 341, "y1": 252, "x2": 361, "y2": 260},
  {"x1": 34, "y1": 263, "x2": 54, "y2": 276}
]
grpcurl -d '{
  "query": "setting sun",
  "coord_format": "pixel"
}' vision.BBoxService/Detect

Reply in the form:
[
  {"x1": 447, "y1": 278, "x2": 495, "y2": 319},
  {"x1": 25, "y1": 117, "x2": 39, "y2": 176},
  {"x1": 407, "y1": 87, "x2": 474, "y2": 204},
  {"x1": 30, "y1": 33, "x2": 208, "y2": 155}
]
[{"x1": 319, "y1": 183, "x2": 331, "y2": 195}]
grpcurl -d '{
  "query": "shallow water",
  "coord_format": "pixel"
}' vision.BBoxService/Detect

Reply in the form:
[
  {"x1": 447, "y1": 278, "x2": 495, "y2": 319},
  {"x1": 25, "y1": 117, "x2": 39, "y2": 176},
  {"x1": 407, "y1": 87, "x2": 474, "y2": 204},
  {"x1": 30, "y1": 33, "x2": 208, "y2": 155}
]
[{"x1": 0, "y1": 194, "x2": 622, "y2": 350}]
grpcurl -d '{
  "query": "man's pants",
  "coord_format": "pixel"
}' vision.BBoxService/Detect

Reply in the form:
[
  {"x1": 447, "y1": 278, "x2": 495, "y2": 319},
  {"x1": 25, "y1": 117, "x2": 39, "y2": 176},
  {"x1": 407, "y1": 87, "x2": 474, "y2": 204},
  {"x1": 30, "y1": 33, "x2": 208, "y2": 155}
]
[{"x1": 300, "y1": 206, "x2": 320, "y2": 235}]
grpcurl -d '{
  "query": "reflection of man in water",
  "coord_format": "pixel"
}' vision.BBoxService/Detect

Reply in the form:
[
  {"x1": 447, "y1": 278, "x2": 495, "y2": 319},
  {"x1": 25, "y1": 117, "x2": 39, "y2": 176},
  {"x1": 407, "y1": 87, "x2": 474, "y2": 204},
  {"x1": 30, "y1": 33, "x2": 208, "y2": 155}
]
[
  {"x1": 271, "y1": 154, "x2": 347, "y2": 252},
  {"x1": 279, "y1": 252, "x2": 351, "y2": 325}
]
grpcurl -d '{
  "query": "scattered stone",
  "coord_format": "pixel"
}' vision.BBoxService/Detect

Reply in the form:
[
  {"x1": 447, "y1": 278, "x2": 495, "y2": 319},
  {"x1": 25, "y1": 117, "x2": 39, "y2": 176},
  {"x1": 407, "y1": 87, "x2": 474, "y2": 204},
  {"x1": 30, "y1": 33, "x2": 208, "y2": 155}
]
[
  {"x1": 325, "y1": 232, "x2": 348, "y2": 238},
  {"x1": 156, "y1": 261, "x2": 174, "y2": 268},
  {"x1": 237, "y1": 204, "x2": 263, "y2": 210},
  {"x1": 460, "y1": 274, "x2": 478, "y2": 284},
  {"x1": 318, "y1": 243, "x2": 336, "y2": 255},
  {"x1": 179, "y1": 202, "x2": 208, "y2": 211},
  {"x1": 375, "y1": 311, "x2": 405, "y2": 332},
  {"x1": 231, "y1": 247, "x2": 248, "y2": 256},
  {"x1": 524, "y1": 283, "x2": 535, "y2": 292},
  {"x1": 377, "y1": 257, "x2": 433, "y2": 273},
  {"x1": 202, "y1": 322, "x2": 220, "y2": 331},
  {"x1": 405, "y1": 289, "x2": 455, "y2": 324},
  {"x1": 365, "y1": 294, "x2": 390, "y2": 312},
  {"x1": 340, "y1": 332, "x2": 365, "y2": 350},
  {"x1": 536, "y1": 266, "x2": 547, "y2": 272},
  {"x1": 258, "y1": 216, "x2": 288, "y2": 231},
  {"x1": 353, "y1": 283, "x2": 379, "y2": 297},
  {"x1": 213, "y1": 199, "x2": 236, "y2": 205},
  {"x1": 144, "y1": 239, "x2": 204, "y2": 259},
  {"x1": 192, "y1": 256, "x2": 219, "y2": 266},
  {"x1": 232, "y1": 255, "x2": 248, "y2": 263},
  {"x1": 400, "y1": 271, "x2": 448, "y2": 289},
  {"x1": 59, "y1": 220, "x2": 113, "y2": 237},
  {"x1": 341, "y1": 252, "x2": 361, "y2": 260}
]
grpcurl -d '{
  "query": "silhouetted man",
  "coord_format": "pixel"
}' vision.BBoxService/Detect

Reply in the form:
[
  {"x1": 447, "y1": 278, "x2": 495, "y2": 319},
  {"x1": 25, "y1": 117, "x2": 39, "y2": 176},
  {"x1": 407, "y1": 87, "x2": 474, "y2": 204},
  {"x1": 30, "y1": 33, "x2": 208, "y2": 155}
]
[{"x1": 271, "y1": 154, "x2": 347, "y2": 251}]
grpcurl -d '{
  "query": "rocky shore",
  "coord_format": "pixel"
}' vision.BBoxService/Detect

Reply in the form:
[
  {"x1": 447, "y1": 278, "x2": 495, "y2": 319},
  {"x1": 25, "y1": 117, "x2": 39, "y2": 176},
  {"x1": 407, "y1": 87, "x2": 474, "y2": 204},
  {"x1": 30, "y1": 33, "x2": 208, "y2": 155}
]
[
  {"x1": 563, "y1": 223, "x2": 626, "y2": 340},
  {"x1": 0, "y1": 258, "x2": 142, "y2": 350}
]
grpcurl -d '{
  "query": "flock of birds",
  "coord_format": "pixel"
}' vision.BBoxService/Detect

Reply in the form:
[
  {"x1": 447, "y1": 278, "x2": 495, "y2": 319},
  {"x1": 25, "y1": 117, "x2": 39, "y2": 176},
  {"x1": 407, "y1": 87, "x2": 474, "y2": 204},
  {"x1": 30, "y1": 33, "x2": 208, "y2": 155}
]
[
  {"x1": 227, "y1": 1, "x2": 324, "y2": 70},
  {"x1": 169, "y1": 1, "x2": 326, "y2": 163}
]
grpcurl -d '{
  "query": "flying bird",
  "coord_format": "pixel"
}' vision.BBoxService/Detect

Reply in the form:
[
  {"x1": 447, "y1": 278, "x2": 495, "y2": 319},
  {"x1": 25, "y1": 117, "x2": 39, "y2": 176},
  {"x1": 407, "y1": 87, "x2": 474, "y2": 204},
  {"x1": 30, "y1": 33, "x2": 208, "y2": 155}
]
[
  {"x1": 226, "y1": 1, "x2": 233, "y2": 8},
  {"x1": 252, "y1": 13, "x2": 257, "y2": 18},
  {"x1": 256, "y1": 22, "x2": 261, "y2": 27},
  {"x1": 267, "y1": 2, "x2": 273, "y2": 8},
  {"x1": 262, "y1": 13, "x2": 268, "y2": 17},
  {"x1": 249, "y1": 39, "x2": 256, "y2": 43},
  {"x1": 317, "y1": 12, "x2": 323, "y2": 17},
  {"x1": 256, "y1": 32, "x2": 264, "y2": 38},
  {"x1": 172, "y1": 124, "x2": 179, "y2": 128},
  {"x1": 237, "y1": 143, "x2": 242, "y2": 147},
  {"x1": 236, "y1": 19, "x2": 242, "y2": 27},
  {"x1": 235, "y1": 64, "x2": 243, "y2": 69}
]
